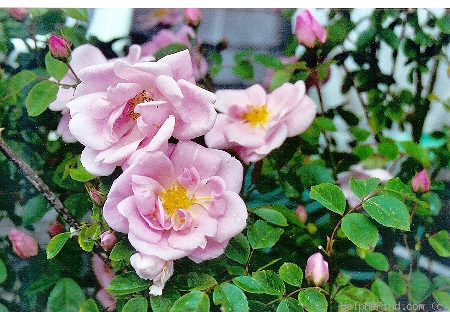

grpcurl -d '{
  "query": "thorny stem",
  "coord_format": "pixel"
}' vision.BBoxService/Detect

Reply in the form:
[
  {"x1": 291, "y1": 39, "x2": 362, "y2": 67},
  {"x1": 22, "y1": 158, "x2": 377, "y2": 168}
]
[{"x1": 0, "y1": 133, "x2": 110, "y2": 264}]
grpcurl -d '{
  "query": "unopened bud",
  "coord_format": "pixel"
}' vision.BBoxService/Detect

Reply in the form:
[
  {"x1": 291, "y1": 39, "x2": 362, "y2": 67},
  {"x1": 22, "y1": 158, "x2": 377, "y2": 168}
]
[
  {"x1": 183, "y1": 8, "x2": 202, "y2": 27},
  {"x1": 294, "y1": 9, "x2": 327, "y2": 48},
  {"x1": 9, "y1": 8, "x2": 29, "y2": 21},
  {"x1": 100, "y1": 231, "x2": 117, "y2": 251},
  {"x1": 48, "y1": 220, "x2": 65, "y2": 237},
  {"x1": 48, "y1": 34, "x2": 71, "y2": 60},
  {"x1": 295, "y1": 205, "x2": 307, "y2": 223},
  {"x1": 8, "y1": 228, "x2": 39, "y2": 259},
  {"x1": 305, "y1": 252, "x2": 329, "y2": 287},
  {"x1": 86, "y1": 183, "x2": 106, "y2": 206},
  {"x1": 411, "y1": 169, "x2": 431, "y2": 193}
]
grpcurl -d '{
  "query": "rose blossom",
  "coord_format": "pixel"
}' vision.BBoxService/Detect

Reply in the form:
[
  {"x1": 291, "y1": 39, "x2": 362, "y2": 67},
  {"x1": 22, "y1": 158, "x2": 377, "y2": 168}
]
[
  {"x1": 8, "y1": 228, "x2": 39, "y2": 259},
  {"x1": 130, "y1": 253, "x2": 174, "y2": 296},
  {"x1": 294, "y1": 9, "x2": 327, "y2": 48},
  {"x1": 99, "y1": 231, "x2": 118, "y2": 251},
  {"x1": 184, "y1": 8, "x2": 202, "y2": 27},
  {"x1": 9, "y1": 8, "x2": 29, "y2": 21},
  {"x1": 66, "y1": 49, "x2": 217, "y2": 176},
  {"x1": 204, "y1": 81, "x2": 317, "y2": 163},
  {"x1": 92, "y1": 254, "x2": 116, "y2": 311},
  {"x1": 305, "y1": 252, "x2": 329, "y2": 287},
  {"x1": 48, "y1": 44, "x2": 108, "y2": 143},
  {"x1": 103, "y1": 141, "x2": 247, "y2": 263},
  {"x1": 337, "y1": 164, "x2": 393, "y2": 207},
  {"x1": 140, "y1": 26, "x2": 208, "y2": 80}
]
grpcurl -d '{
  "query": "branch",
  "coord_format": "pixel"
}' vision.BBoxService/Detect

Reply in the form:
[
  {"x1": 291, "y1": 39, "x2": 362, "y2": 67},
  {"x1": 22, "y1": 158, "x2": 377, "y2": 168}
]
[{"x1": 0, "y1": 132, "x2": 110, "y2": 263}]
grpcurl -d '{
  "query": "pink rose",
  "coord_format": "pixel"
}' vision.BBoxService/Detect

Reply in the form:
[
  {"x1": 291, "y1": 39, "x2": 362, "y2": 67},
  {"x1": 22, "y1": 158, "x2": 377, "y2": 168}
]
[
  {"x1": 48, "y1": 221, "x2": 65, "y2": 237},
  {"x1": 295, "y1": 205, "x2": 307, "y2": 223},
  {"x1": 103, "y1": 141, "x2": 247, "y2": 263},
  {"x1": 411, "y1": 169, "x2": 431, "y2": 193},
  {"x1": 9, "y1": 8, "x2": 29, "y2": 21},
  {"x1": 100, "y1": 231, "x2": 118, "y2": 251},
  {"x1": 140, "y1": 26, "x2": 208, "y2": 80},
  {"x1": 8, "y1": 228, "x2": 39, "y2": 259},
  {"x1": 92, "y1": 254, "x2": 116, "y2": 311},
  {"x1": 204, "y1": 81, "x2": 317, "y2": 163},
  {"x1": 294, "y1": 10, "x2": 327, "y2": 48},
  {"x1": 135, "y1": 8, "x2": 181, "y2": 30},
  {"x1": 48, "y1": 34, "x2": 71, "y2": 59},
  {"x1": 130, "y1": 253, "x2": 174, "y2": 296},
  {"x1": 67, "y1": 49, "x2": 217, "y2": 176},
  {"x1": 337, "y1": 164, "x2": 393, "y2": 207},
  {"x1": 305, "y1": 252, "x2": 329, "y2": 287}
]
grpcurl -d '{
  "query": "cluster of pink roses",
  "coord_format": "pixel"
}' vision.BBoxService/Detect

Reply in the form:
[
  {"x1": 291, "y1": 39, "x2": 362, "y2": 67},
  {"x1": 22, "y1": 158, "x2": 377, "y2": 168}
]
[{"x1": 46, "y1": 11, "x2": 320, "y2": 298}]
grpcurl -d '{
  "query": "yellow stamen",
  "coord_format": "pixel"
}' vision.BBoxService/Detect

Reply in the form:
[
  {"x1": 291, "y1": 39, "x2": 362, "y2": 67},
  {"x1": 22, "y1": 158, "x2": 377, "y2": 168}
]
[
  {"x1": 241, "y1": 104, "x2": 269, "y2": 126},
  {"x1": 159, "y1": 184, "x2": 196, "y2": 216}
]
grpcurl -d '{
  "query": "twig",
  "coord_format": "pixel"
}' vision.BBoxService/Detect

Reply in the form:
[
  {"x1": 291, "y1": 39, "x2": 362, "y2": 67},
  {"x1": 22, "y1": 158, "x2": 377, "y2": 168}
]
[{"x1": 0, "y1": 133, "x2": 110, "y2": 263}]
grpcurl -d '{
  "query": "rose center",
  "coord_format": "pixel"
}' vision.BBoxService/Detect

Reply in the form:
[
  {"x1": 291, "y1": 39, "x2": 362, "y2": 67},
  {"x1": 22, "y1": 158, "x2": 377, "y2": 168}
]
[
  {"x1": 241, "y1": 104, "x2": 269, "y2": 126},
  {"x1": 126, "y1": 90, "x2": 152, "y2": 120},
  {"x1": 159, "y1": 183, "x2": 196, "y2": 216}
]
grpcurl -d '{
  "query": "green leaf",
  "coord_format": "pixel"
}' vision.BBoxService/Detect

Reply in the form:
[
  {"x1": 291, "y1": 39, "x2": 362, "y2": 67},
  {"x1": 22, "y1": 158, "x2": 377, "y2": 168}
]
[
  {"x1": 253, "y1": 208, "x2": 288, "y2": 226},
  {"x1": 310, "y1": 183, "x2": 346, "y2": 215},
  {"x1": 109, "y1": 239, "x2": 136, "y2": 261},
  {"x1": 266, "y1": 204, "x2": 304, "y2": 228},
  {"x1": 45, "y1": 52, "x2": 69, "y2": 81},
  {"x1": 247, "y1": 220, "x2": 284, "y2": 249},
  {"x1": 106, "y1": 272, "x2": 148, "y2": 295},
  {"x1": 0, "y1": 259, "x2": 6, "y2": 284},
  {"x1": 154, "y1": 43, "x2": 189, "y2": 60},
  {"x1": 278, "y1": 263, "x2": 303, "y2": 287},
  {"x1": 315, "y1": 116, "x2": 336, "y2": 131},
  {"x1": 225, "y1": 233, "x2": 250, "y2": 265},
  {"x1": 362, "y1": 194, "x2": 410, "y2": 230},
  {"x1": 78, "y1": 227, "x2": 94, "y2": 252},
  {"x1": 349, "y1": 177, "x2": 381, "y2": 199},
  {"x1": 25, "y1": 80, "x2": 59, "y2": 116},
  {"x1": 377, "y1": 142, "x2": 399, "y2": 160},
  {"x1": 0, "y1": 303, "x2": 7, "y2": 312},
  {"x1": 234, "y1": 49, "x2": 253, "y2": 63},
  {"x1": 122, "y1": 297, "x2": 148, "y2": 312},
  {"x1": 252, "y1": 270, "x2": 285, "y2": 296},
  {"x1": 253, "y1": 53, "x2": 283, "y2": 69},
  {"x1": 409, "y1": 271, "x2": 433, "y2": 303},
  {"x1": 297, "y1": 164, "x2": 334, "y2": 190},
  {"x1": 47, "y1": 232, "x2": 71, "y2": 259},
  {"x1": 433, "y1": 291, "x2": 450, "y2": 309},
  {"x1": 384, "y1": 178, "x2": 428, "y2": 208},
  {"x1": 150, "y1": 286, "x2": 180, "y2": 312},
  {"x1": 47, "y1": 278, "x2": 85, "y2": 312},
  {"x1": 169, "y1": 291, "x2": 210, "y2": 312},
  {"x1": 365, "y1": 252, "x2": 389, "y2": 271},
  {"x1": 213, "y1": 282, "x2": 248, "y2": 312},
  {"x1": 64, "y1": 193, "x2": 92, "y2": 219},
  {"x1": 400, "y1": 141, "x2": 430, "y2": 167},
  {"x1": 69, "y1": 158, "x2": 96, "y2": 182},
  {"x1": 388, "y1": 272, "x2": 406, "y2": 296},
  {"x1": 232, "y1": 276, "x2": 265, "y2": 294},
  {"x1": 437, "y1": 14, "x2": 450, "y2": 34},
  {"x1": 334, "y1": 285, "x2": 379, "y2": 308},
  {"x1": 350, "y1": 127, "x2": 371, "y2": 142},
  {"x1": 185, "y1": 272, "x2": 217, "y2": 291},
  {"x1": 380, "y1": 28, "x2": 400, "y2": 49},
  {"x1": 276, "y1": 298, "x2": 302, "y2": 312},
  {"x1": 79, "y1": 298, "x2": 99, "y2": 312},
  {"x1": 298, "y1": 288, "x2": 327, "y2": 312},
  {"x1": 8, "y1": 70, "x2": 36, "y2": 93},
  {"x1": 269, "y1": 70, "x2": 290, "y2": 91},
  {"x1": 371, "y1": 279, "x2": 396, "y2": 306},
  {"x1": 61, "y1": 8, "x2": 89, "y2": 21},
  {"x1": 353, "y1": 144, "x2": 374, "y2": 160},
  {"x1": 356, "y1": 28, "x2": 376, "y2": 50},
  {"x1": 22, "y1": 194, "x2": 50, "y2": 226},
  {"x1": 233, "y1": 61, "x2": 254, "y2": 80},
  {"x1": 427, "y1": 230, "x2": 450, "y2": 257},
  {"x1": 341, "y1": 213, "x2": 379, "y2": 249}
]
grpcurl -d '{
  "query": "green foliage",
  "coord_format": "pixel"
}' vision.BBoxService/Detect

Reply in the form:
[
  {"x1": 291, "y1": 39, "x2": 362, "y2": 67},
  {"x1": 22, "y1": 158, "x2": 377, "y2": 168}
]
[
  {"x1": 341, "y1": 213, "x2": 379, "y2": 249},
  {"x1": 122, "y1": 297, "x2": 148, "y2": 312},
  {"x1": 427, "y1": 230, "x2": 450, "y2": 257},
  {"x1": 278, "y1": 262, "x2": 303, "y2": 287},
  {"x1": 46, "y1": 232, "x2": 71, "y2": 259},
  {"x1": 106, "y1": 272, "x2": 149, "y2": 296},
  {"x1": 253, "y1": 207, "x2": 288, "y2": 227},
  {"x1": 213, "y1": 282, "x2": 248, "y2": 312},
  {"x1": 225, "y1": 233, "x2": 250, "y2": 265},
  {"x1": 154, "y1": 43, "x2": 189, "y2": 60},
  {"x1": 362, "y1": 194, "x2": 410, "y2": 230},
  {"x1": 310, "y1": 182, "x2": 346, "y2": 215},
  {"x1": 46, "y1": 278, "x2": 85, "y2": 312},
  {"x1": 79, "y1": 299, "x2": 99, "y2": 312},
  {"x1": 170, "y1": 291, "x2": 210, "y2": 312},
  {"x1": 25, "y1": 80, "x2": 59, "y2": 116},
  {"x1": 298, "y1": 288, "x2": 328, "y2": 312},
  {"x1": 348, "y1": 177, "x2": 380, "y2": 199},
  {"x1": 247, "y1": 220, "x2": 284, "y2": 249},
  {"x1": 252, "y1": 270, "x2": 285, "y2": 296}
]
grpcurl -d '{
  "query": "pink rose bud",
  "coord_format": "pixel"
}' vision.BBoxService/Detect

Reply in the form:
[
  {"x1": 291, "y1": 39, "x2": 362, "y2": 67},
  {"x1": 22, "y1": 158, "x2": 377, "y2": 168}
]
[
  {"x1": 100, "y1": 231, "x2": 117, "y2": 251},
  {"x1": 48, "y1": 34, "x2": 71, "y2": 60},
  {"x1": 295, "y1": 205, "x2": 307, "y2": 223},
  {"x1": 305, "y1": 252, "x2": 329, "y2": 287},
  {"x1": 9, "y1": 8, "x2": 29, "y2": 21},
  {"x1": 295, "y1": 9, "x2": 327, "y2": 48},
  {"x1": 8, "y1": 228, "x2": 39, "y2": 259},
  {"x1": 86, "y1": 183, "x2": 106, "y2": 206},
  {"x1": 183, "y1": 8, "x2": 202, "y2": 27},
  {"x1": 411, "y1": 169, "x2": 431, "y2": 193},
  {"x1": 48, "y1": 220, "x2": 65, "y2": 237}
]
